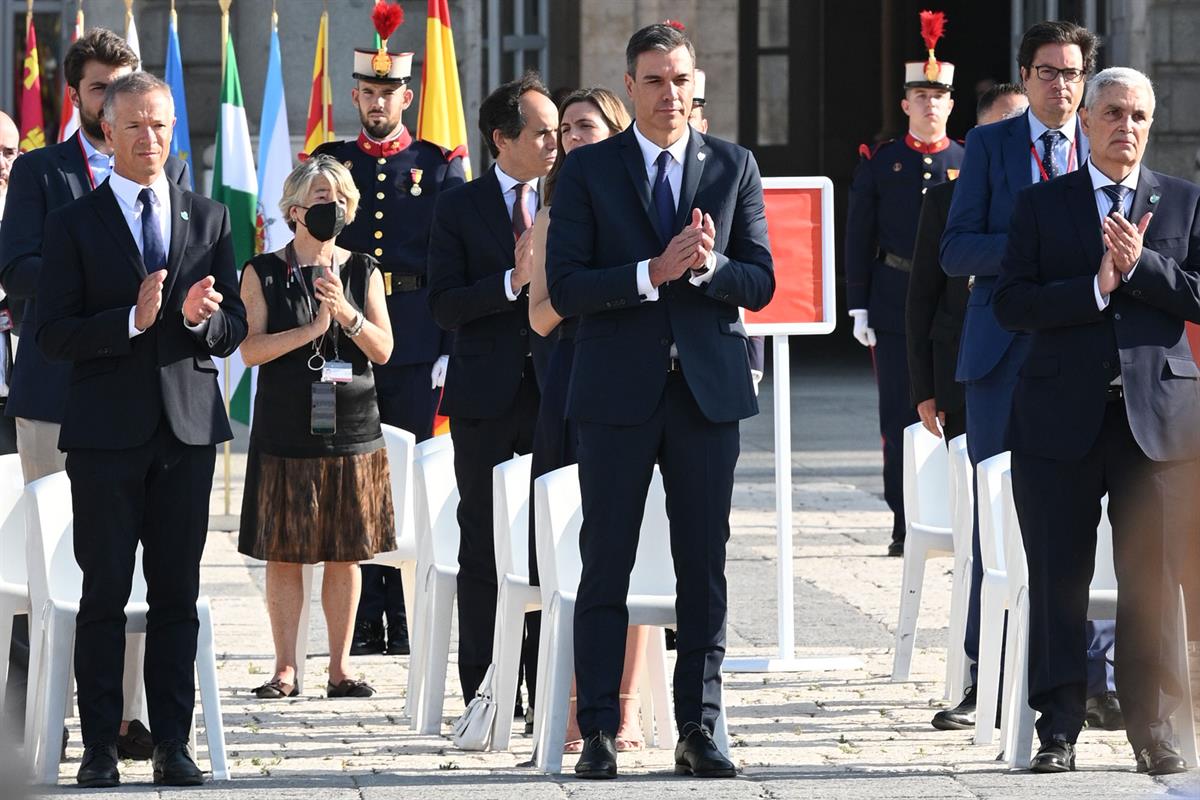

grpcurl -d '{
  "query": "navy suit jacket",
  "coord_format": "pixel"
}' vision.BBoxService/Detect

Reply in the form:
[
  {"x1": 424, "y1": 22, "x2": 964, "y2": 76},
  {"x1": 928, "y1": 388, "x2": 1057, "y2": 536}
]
[
  {"x1": 427, "y1": 166, "x2": 536, "y2": 420},
  {"x1": 941, "y1": 111, "x2": 1086, "y2": 382},
  {"x1": 0, "y1": 133, "x2": 189, "y2": 423},
  {"x1": 546, "y1": 125, "x2": 774, "y2": 426},
  {"x1": 36, "y1": 180, "x2": 246, "y2": 450},
  {"x1": 994, "y1": 166, "x2": 1200, "y2": 462}
]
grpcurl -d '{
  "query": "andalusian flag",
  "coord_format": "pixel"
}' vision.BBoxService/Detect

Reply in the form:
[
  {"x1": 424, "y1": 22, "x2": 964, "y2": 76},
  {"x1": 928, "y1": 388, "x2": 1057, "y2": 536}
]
[
  {"x1": 57, "y1": 5, "x2": 83, "y2": 143},
  {"x1": 212, "y1": 34, "x2": 258, "y2": 425},
  {"x1": 257, "y1": 14, "x2": 293, "y2": 254},
  {"x1": 418, "y1": 0, "x2": 471, "y2": 179},
  {"x1": 165, "y1": 6, "x2": 195, "y2": 187},
  {"x1": 303, "y1": 9, "x2": 334, "y2": 156},
  {"x1": 18, "y1": 11, "x2": 45, "y2": 153}
]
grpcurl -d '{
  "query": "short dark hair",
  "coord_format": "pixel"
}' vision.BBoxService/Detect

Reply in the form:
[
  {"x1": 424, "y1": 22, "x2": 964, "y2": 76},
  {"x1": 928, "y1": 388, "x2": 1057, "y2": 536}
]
[
  {"x1": 976, "y1": 82, "x2": 1025, "y2": 119},
  {"x1": 1017, "y1": 21, "x2": 1100, "y2": 76},
  {"x1": 63, "y1": 28, "x2": 139, "y2": 91},
  {"x1": 625, "y1": 23, "x2": 695, "y2": 78},
  {"x1": 478, "y1": 71, "x2": 551, "y2": 159}
]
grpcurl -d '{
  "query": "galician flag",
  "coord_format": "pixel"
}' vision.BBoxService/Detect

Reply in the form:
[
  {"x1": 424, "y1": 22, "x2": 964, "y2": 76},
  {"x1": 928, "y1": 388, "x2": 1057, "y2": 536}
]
[
  {"x1": 18, "y1": 11, "x2": 45, "y2": 153},
  {"x1": 164, "y1": 6, "x2": 194, "y2": 187},
  {"x1": 418, "y1": 0, "x2": 472, "y2": 179},
  {"x1": 257, "y1": 14, "x2": 293, "y2": 255},
  {"x1": 212, "y1": 34, "x2": 258, "y2": 425},
  {"x1": 303, "y1": 9, "x2": 334, "y2": 156},
  {"x1": 58, "y1": 5, "x2": 83, "y2": 143}
]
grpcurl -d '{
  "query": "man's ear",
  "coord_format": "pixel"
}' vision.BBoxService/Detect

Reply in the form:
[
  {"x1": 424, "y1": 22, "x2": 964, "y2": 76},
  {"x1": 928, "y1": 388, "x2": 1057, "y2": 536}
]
[
  {"x1": 624, "y1": 71, "x2": 635, "y2": 102},
  {"x1": 1079, "y1": 106, "x2": 1091, "y2": 138},
  {"x1": 402, "y1": 87, "x2": 415, "y2": 110}
]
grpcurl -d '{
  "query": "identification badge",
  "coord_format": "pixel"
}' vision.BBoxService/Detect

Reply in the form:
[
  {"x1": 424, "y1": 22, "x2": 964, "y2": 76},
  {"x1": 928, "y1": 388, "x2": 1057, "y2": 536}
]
[
  {"x1": 322, "y1": 359, "x2": 353, "y2": 384},
  {"x1": 311, "y1": 381, "x2": 337, "y2": 435}
]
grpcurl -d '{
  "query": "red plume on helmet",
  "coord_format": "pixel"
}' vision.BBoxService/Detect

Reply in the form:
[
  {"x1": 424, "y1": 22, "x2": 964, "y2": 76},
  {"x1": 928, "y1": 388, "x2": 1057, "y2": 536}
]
[
  {"x1": 372, "y1": 1, "x2": 404, "y2": 41},
  {"x1": 919, "y1": 10, "x2": 946, "y2": 51},
  {"x1": 663, "y1": 19, "x2": 686, "y2": 31}
]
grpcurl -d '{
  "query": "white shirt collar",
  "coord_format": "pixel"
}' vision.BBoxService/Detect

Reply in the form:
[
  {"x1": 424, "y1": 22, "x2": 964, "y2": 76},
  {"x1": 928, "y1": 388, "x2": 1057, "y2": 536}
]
[
  {"x1": 78, "y1": 132, "x2": 111, "y2": 163},
  {"x1": 1087, "y1": 157, "x2": 1140, "y2": 192},
  {"x1": 493, "y1": 162, "x2": 539, "y2": 196},
  {"x1": 108, "y1": 169, "x2": 170, "y2": 215},
  {"x1": 1027, "y1": 108, "x2": 1077, "y2": 145},
  {"x1": 632, "y1": 121, "x2": 690, "y2": 173}
]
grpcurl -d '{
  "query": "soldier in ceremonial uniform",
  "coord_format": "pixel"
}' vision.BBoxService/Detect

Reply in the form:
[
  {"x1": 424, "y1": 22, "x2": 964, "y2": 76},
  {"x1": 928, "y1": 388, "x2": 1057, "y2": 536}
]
[
  {"x1": 845, "y1": 11, "x2": 964, "y2": 556},
  {"x1": 313, "y1": 4, "x2": 466, "y2": 656}
]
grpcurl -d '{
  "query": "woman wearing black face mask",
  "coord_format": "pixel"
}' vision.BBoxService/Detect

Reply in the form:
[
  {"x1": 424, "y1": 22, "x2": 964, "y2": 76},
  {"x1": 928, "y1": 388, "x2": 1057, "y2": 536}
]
[{"x1": 237, "y1": 155, "x2": 395, "y2": 699}]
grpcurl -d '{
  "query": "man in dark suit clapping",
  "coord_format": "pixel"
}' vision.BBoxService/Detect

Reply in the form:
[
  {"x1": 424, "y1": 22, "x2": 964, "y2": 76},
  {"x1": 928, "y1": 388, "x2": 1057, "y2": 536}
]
[
  {"x1": 547, "y1": 23, "x2": 774, "y2": 779},
  {"x1": 995, "y1": 66, "x2": 1200, "y2": 775},
  {"x1": 36, "y1": 72, "x2": 246, "y2": 788}
]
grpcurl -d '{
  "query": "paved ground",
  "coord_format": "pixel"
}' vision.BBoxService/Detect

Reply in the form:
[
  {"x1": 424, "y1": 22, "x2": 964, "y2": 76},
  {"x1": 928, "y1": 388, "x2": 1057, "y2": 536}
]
[{"x1": 11, "y1": 339, "x2": 1200, "y2": 799}]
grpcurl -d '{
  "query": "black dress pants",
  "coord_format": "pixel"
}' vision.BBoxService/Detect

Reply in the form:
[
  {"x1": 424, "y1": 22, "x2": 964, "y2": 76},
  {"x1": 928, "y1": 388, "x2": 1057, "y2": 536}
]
[
  {"x1": 872, "y1": 331, "x2": 920, "y2": 544},
  {"x1": 450, "y1": 365, "x2": 538, "y2": 701},
  {"x1": 574, "y1": 371, "x2": 739, "y2": 737},
  {"x1": 1011, "y1": 399, "x2": 1191, "y2": 751},
  {"x1": 66, "y1": 420, "x2": 215, "y2": 746}
]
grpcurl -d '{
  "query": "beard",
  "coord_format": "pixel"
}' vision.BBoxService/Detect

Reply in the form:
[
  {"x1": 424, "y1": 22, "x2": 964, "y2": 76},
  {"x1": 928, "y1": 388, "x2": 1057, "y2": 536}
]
[
  {"x1": 360, "y1": 112, "x2": 401, "y2": 141},
  {"x1": 80, "y1": 106, "x2": 104, "y2": 142}
]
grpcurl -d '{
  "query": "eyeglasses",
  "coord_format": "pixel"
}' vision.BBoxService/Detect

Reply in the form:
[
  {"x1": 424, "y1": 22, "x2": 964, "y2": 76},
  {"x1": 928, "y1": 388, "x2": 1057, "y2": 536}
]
[{"x1": 1032, "y1": 65, "x2": 1085, "y2": 83}]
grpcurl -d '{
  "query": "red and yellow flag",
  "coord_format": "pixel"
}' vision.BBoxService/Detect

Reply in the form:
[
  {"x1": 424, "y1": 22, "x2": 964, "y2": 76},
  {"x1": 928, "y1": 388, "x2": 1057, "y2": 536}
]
[
  {"x1": 58, "y1": 4, "x2": 84, "y2": 143},
  {"x1": 303, "y1": 9, "x2": 334, "y2": 156},
  {"x1": 19, "y1": 10, "x2": 45, "y2": 153},
  {"x1": 418, "y1": 0, "x2": 471, "y2": 179}
]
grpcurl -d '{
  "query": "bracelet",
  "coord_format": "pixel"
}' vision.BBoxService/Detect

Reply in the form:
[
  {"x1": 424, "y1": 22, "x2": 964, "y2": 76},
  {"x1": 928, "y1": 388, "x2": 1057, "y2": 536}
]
[{"x1": 345, "y1": 311, "x2": 365, "y2": 337}]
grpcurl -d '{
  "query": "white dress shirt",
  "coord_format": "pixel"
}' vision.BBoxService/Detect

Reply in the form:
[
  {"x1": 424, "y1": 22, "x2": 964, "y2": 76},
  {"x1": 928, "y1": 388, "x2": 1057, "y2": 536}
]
[
  {"x1": 79, "y1": 133, "x2": 114, "y2": 187},
  {"x1": 1088, "y1": 158, "x2": 1141, "y2": 310},
  {"x1": 494, "y1": 163, "x2": 540, "y2": 302},
  {"x1": 1027, "y1": 110, "x2": 1079, "y2": 184}
]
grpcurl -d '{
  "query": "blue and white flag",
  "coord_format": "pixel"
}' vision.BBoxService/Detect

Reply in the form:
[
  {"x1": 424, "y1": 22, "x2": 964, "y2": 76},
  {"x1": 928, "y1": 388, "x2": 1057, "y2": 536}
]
[
  {"x1": 257, "y1": 15, "x2": 293, "y2": 253},
  {"x1": 164, "y1": 8, "x2": 194, "y2": 188}
]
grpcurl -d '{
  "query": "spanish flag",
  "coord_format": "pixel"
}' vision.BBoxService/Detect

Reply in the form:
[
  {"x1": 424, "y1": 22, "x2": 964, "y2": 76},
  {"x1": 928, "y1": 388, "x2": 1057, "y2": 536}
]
[
  {"x1": 57, "y1": 4, "x2": 83, "y2": 143},
  {"x1": 418, "y1": 0, "x2": 471, "y2": 179},
  {"x1": 18, "y1": 10, "x2": 45, "y2": 153},
  {"x1": 303, "y1": 8, "x2": 334, "y2": 156}
]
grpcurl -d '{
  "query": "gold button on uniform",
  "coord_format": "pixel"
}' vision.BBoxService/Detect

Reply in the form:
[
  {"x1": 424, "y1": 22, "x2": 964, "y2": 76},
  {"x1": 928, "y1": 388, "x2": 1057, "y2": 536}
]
[
  {"x1": 374, "y1": 230, "x2": 383, "y2": 239},
  {"x1": 923, "y1": 156, "x2": 933, "y2": 165},
  {"x1": 376, "y1": 191, "x2": 385, "y2": 200},
  {"x1": 377, "y1": 173, "x2": 386, "y2": 182},
  {"x1": 374, "y1": 247, "x2": 383, "y2": 257},
  {"x1": 378, "y1": 157, "x2": 387, "y2": 165},
  {"x1": 375, "y1": 211, "x2": 384, "y2": 219},
  {"x1": 923, "y1": 172, "x2": 932, "y2": 180}
]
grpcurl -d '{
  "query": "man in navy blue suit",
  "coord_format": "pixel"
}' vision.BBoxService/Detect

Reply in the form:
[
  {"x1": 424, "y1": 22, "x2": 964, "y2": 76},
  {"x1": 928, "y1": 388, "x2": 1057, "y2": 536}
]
[
  {"x1": 938, "y1": 21, "x2": 1119, "y2": 732},
  {"x1": 547, "y1": 23, "x2": 774, "y2": 780},
  {"x1": 994, "y1": 67, "x2": 1199, "y2": 775}
]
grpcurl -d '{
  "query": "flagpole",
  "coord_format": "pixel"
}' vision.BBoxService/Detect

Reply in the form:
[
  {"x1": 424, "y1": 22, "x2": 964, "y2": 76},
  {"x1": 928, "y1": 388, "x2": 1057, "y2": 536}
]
[
  {"x1": 123, "y1": 0, "x2": 133, "y2": 38},
  {"x1": 219, "y1": 0, "x2": 233, "y2": 518}
]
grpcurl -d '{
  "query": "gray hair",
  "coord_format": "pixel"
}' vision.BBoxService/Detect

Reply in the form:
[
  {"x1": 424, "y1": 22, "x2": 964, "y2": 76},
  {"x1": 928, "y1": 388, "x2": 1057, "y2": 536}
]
[
  {"x1": 101, "y1": 71, "x2": 173, "y2": 122},
  {"x1": 1085, "y1": 67, "x2": 1155, "y2": 115},
  {"x1": 278, "y1": 155, "x2": 360, "y2": 231}
]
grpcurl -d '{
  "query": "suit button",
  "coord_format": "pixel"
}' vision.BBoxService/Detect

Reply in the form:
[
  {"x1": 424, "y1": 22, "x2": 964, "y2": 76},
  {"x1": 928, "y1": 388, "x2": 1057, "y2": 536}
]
[
  {"x1": 616, "y1": 299, "x2": 626, "y2": 306},
  {"x1": 659, "y1": 338, "x2": 670, "y2": 346},
  {"x1": 1102, "y1": 361, "x2": 1111, "y2": 369},
  {"x1": 100, "y1": 347, "x2": 111, "y2": 355},
  {"x1": 1132, "y1": 289, "x2": 1142, "y2": 297},
  {"x1": 1114, "y1": 312, "x2": 1122, "y2": 321},
  {"x1": 519, "y1": 328, "x2": 528, "y2": 336}
]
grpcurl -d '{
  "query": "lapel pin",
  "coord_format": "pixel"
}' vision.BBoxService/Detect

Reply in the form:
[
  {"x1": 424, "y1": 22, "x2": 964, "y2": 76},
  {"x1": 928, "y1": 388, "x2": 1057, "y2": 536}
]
[
  {"x1": 180, "y1": 210, "x2": 189, "y2": 221},
  {"x1": 697, "y1": 151, "x2": 706, "y2": 162},
  {"x1": 1149, "y1": 194, "x2": 1160, "y2": 205}
]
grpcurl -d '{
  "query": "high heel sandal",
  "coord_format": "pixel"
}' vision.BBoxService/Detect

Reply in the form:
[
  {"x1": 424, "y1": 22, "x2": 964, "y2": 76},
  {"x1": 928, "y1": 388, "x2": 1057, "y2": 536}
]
[
  {"x1": 615, "y1": 693, "x2": 645, "y2": 752},
  {"x1": 563, "y1": 696, "x2": 584, "y2": 753}
]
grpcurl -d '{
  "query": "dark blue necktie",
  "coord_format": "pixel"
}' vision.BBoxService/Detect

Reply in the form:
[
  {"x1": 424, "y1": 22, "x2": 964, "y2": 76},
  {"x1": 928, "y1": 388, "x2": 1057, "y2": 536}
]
[
  {"x1": 652, "y1": 150, "x2": 676, "y2": 245},
  {"x1": 1039, "y1": 130, "x2": 1064, "y2": 181},
  {"x1": 1102, "y1": 184, "x2": 1131, "y2": 219},
  {"x1": 138, "y1": 187, "x2": 166, "y2": 271}
]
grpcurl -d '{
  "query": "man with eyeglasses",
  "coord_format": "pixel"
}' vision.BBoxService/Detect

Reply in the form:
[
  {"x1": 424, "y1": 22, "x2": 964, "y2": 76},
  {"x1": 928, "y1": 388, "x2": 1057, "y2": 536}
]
[{"x1": 940, "y1": 20, "x2": 1120, "y2": 740}]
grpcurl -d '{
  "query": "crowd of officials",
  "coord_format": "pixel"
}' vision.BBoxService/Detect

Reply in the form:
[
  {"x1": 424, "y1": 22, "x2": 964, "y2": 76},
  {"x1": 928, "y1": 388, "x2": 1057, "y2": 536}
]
[{"x1": 0, "y1": 5, "x2": 1196, "y2": 791}]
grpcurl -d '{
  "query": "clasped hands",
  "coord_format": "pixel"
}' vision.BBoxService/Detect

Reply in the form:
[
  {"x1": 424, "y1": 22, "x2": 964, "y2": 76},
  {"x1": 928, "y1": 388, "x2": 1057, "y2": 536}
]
[
  {"x1": 649, "y1": 209, "x2": 716, "y2": 287},
  {"x1": 134, "y1": 271, "x2": 224, "y2": 331},
  {"x1": 1097, "y1": 211, "x2": 1152, "y2": 296}
]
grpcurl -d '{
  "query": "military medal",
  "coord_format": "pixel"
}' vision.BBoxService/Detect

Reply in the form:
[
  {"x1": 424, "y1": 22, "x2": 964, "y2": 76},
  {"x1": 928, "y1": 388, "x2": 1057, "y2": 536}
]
[{"x1": 410, "y1": 167, "x2": 424, "y2": 196}]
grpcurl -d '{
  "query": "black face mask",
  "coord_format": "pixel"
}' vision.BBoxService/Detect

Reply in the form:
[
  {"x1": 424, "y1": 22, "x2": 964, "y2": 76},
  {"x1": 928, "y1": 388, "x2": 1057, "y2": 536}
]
[{"x1": 299, "y1": 201, "x2": 347, "y2": 242}]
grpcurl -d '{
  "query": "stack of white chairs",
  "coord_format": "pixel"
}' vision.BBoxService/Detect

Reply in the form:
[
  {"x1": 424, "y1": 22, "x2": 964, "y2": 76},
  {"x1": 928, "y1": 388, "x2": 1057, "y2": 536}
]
[
  {"x1": 531, "y1": 464, "x2": 725, "y2": 775},
  {"x1": 972, "y1": 451, "x2": 1011, "y2": 745},
  {"x1": 891, "y1": 422, "x2": 955, "y2": 681},
  {"x1": 0, "y1": 454, "x2": 28, "y2": 715},
  {"x1": 23, "y1": 471, "x2": 228, "y2": 783},
  {"x1": 943, "y1": 434, "x2": 974, "y2": 702}
]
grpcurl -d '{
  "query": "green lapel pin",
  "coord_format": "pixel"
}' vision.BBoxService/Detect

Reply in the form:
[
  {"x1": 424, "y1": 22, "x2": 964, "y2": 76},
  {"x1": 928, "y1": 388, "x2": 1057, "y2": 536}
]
[
  {"x1": 1149, "y1": 194, "x2": 1160, "y2": 205},
  {"x1": 180, "y1": 210, "x2": 189, "y2": 220}
]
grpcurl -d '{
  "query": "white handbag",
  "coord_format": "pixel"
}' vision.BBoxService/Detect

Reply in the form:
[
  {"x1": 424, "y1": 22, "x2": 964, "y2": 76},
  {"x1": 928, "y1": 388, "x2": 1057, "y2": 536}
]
[{"x1": 451, "y1": 664, "x2": 498, "y2": 751}]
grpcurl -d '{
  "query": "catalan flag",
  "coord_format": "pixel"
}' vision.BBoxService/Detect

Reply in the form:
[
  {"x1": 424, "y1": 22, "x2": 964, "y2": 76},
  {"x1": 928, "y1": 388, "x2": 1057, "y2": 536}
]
[
  {"x1": 303, "y1": 9, "x2": 334, "y2": 156},
  {"x1": 418, "y1": 0, "x2": 471, "y2": 179},
  {"x1": 18, "y1": 11, "x2": 45, "y2": 153}
]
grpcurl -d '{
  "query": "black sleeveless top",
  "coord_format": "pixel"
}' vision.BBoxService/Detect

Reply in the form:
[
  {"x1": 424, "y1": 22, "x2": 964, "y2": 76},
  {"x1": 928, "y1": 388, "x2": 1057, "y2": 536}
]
[{"x1": 244, "y1": 250, "x2": 383, "y2": 458}]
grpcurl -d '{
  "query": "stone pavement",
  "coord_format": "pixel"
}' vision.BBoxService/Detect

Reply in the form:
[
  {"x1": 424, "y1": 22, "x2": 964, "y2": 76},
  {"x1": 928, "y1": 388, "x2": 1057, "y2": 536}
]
[{"x1": 15, "y1": 342, "x2": 1200, "y2": 799}]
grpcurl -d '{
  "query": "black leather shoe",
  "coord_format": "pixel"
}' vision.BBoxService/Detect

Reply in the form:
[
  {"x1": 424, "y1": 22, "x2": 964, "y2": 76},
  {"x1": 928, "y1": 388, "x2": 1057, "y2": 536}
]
[
  {"x1": 152, "y1": 739, "x2": 204, "y2": 786},
  {"x1": 674, "y1": 724, "x2": 737, "y2": 778},
  {"x1": 116, "y1": 719, "x2": 154, "y2": 760},
  {"x1": 574, "y1": 731, "x2": 618, "y2": 779},
  {"x1": 77, "y1": 743, "x2": 120, "y2": 788},
  {"x1": 1085, "y1": 691, "x2": 1124, "y2": 731},
  {"x1": 887, "y1": 541, "x2": 904, "y2": 557},
  {"x1": 932, "y1": 686, "x2": 977, "y2": 730},
  {"x1": 385, "y1": 615, "x2": 410, "y2": 655},
  {"x1": 1136, "y1": 741, "x2": 1189, "y2": 775},
  {"x1": 1030, "y1": 737, "x2": 1076, "y2": 773},
  {"x1": 349, "y1": 620, "x2": 385, "y2": 656}
]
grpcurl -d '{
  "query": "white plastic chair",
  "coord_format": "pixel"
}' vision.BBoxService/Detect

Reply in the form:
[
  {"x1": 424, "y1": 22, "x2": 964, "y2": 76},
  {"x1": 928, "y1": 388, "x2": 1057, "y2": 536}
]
[
  {"x1": 972, "y1": 451, "x2": 1011, "y2": 745},
  {"x1": 23, "y1": 472, "x2": 228, "y2": 784},
  {"x1": 944, "y1": 434, "x2": 974, "y2": 702},
  {"x1": 409, "y1": 443, "x2": 461, "y2": 734},
  {"x1": 891, "y1": 422, "x2": 955, "y2": 681},
  {"x1": 293, "y1": 425, "x2": 419, "y2": 695},
  {"x1": 0, "y1": 453, "x2": 29, "y2": 711},
  {"x1": 531, "y1": 465, "x2": 726, "y2": 775}
]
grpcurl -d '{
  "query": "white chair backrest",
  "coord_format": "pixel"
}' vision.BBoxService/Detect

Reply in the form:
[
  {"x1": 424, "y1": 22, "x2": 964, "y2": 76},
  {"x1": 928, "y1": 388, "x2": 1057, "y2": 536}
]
[
  {"x1": 903, "y1": 422, "x2": 951, "y2": 528},
  {"x1": 25, "y1": 472, "x2": 79, "y2": 609},
  {"x1": 0, "y1": 454, "x2": 28, "y2": 587},
  {"x1": 1092, "y1": 495, "x2": 1117, "y2": 591},
  {"x1": 976, "y1": 452, "x2": 1011, "y2": 574},
  {"x1": 416, "y1": 433, "x2": 453, "y2": 460},
  {"x1": 493, "y1": 454, "x2": 533, "y2": 582},
  {"x1": 533, "y1": 465, "x2": 582, "y2": 601},
  {"x1": 948, "y1": 435, "x2": 974, "y2": 555},
  {"x1": 380, "y1": 425, "x2": 418, "y2": 558},
  {"x1": 628, "y1": 469, "x2": 674, "y2": 597},
  {"x1": 413, "y1": 446, "x2": 460, "y2": 568}
]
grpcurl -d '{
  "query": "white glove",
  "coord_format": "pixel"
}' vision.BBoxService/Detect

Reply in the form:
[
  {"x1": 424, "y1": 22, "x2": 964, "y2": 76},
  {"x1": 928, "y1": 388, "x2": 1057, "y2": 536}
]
[
  {"x1": 431, "y1": 355, "x2": 449, "y2": 389},
  {"x1": 849, "y1": 309, "x2": 876, "y2": 348},
  {"x1": 751, "y1": 369, "x2": 763, "y2": 397}
]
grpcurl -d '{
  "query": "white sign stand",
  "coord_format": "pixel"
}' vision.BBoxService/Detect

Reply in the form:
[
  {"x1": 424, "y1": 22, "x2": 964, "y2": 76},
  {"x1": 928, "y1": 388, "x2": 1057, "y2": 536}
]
[{"x1": 724, "y1": 178, "x2": 861, "y2": 673}]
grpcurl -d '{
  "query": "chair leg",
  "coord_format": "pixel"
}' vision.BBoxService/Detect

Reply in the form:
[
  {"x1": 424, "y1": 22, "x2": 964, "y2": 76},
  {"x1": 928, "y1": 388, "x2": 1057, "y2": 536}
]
[
  {"x1": 891, "y1": 540, "x2": 929, "y2": 681},
  {"x1": 34, "y1": 613, "x2": 73, "y2": 785},
  {"x1": 399, "y1": 559, "x2": 417, "y2": 654},
  {"x1": 713, "y1": 679, "x2": 731, "y2": 758},
  {"x1": 488, "y1": 582, "x2": 526, "y2": 751},
  {"x1": 1174, "y1": 586, "x2": 1197, "y2": 767},
  {"x1": 1005, "y1": 590, "x2": 1035, "y2": 770},
  {"x1": 0, "y1": 599, "x2": 16, "y2": 709},
  {"x1": 24, "y1": 606, "x2": 46, "y2": 774},
  {"x1": 406, "y1": 563, "x2": 435, "y2": 726},
  {"x1": 416, "y1": 574, "x2": 455, "y2": 735},
  {"x1": 637, "y1": 642, "x2": 656, "y2": 750},
  {"x1": 530, "y1": 594, "x2": 555, "y2": 762},
  {"x1": 946, "y1": 556, "x2": 972, "y2": 701},
  {"x1": 974, "y1": 579, "x2": 1004, "y2": 746},
  {"x1": 194, "y1": 600, "x2": 229, "y2": 780},
  {"x1": 644, "y1": 627, "x2": 673, "y2": 749},
  {"x1": 294, "y1": 564, "x2": 314, "y2": 696},
  {"x1": 535, "y1": 598, "x2": 574, "y2": 775}
]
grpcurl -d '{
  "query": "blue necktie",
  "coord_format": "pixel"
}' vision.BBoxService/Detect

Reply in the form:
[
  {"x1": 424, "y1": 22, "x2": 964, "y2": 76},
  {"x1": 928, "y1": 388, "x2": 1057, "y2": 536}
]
[
  {"x1": 1039, "y1": 130, "x2": 1064, "y2": 181},
  {"x1": 652, "y1": 150, "x2": 675, "y2": 245},
  {"x1": 1102, "y1": 184, "x2": 1131, "y2": 219},
  {"x1": 139, "y1": 187, "x2": 166, "y2": 271}
]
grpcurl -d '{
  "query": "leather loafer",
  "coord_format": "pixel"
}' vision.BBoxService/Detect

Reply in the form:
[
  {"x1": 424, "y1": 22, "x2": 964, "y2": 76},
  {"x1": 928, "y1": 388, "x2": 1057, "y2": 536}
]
[
  {"x1": 1137, "y1": 741, "x2": 1189, "y2": 775},
  {"x1": 116, "y1": 718, "x2": 154, "y2": 760},
  {"x1": 1030, "y1": 737, "x2": 1076, "y2": 773},
  {"x1": 574, "y1": 731, "x2": 618, "y2": 779},
  {"x1": 674, "y1": 723, "x2": 737, "y2": 778},
  {"x1": 1084, "y1": 691, "x2": 1124, "y2": 731},
  {"x1": 77, "y1": 743, "x2": 120, "y2": 788},
  {"x1": 932, "y1": 686, "x2": 977, "y2": 730},
  {"x1": 152, "y1": 739, "x2": 205, "y2": 786}
]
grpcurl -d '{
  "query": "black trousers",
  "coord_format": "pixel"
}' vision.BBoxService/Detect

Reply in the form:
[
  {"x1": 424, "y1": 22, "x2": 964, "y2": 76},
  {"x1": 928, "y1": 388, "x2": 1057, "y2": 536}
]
[
  {"x1": 872, "y1": 331, "x2": 919, "y2": 544},
  {"x1": 66, "y1": 421, "x2": 215, "y2": 746},
  {"x1": 1011, "y1": 400, "x2": 1190, "y2": 751},
  {"x1": 450, "y1": 364, "x2": 538, "y2": 702},
  {"x1": 574, "y1": 371, "x2": 739, "y2": 736}
]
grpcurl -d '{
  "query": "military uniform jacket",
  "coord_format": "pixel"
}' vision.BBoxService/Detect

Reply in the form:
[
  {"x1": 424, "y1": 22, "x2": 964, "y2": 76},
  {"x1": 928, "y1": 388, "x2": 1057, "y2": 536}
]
[
  {"x1": 313, "y1": 127, "x2": 466, "y2": 368},
  {"x1": 845, "y1": 134, "x2": 964, "y2": 333}
]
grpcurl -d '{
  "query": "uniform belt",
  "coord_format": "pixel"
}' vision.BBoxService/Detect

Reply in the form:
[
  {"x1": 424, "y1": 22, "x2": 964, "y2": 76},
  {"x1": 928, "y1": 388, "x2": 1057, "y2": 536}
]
[
  {"x1": 389, "y1": 272, "x2": 426, "y2": 292},
  {"x1": 880, "y1": 251, "x2": 912, "y2": 272}
]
